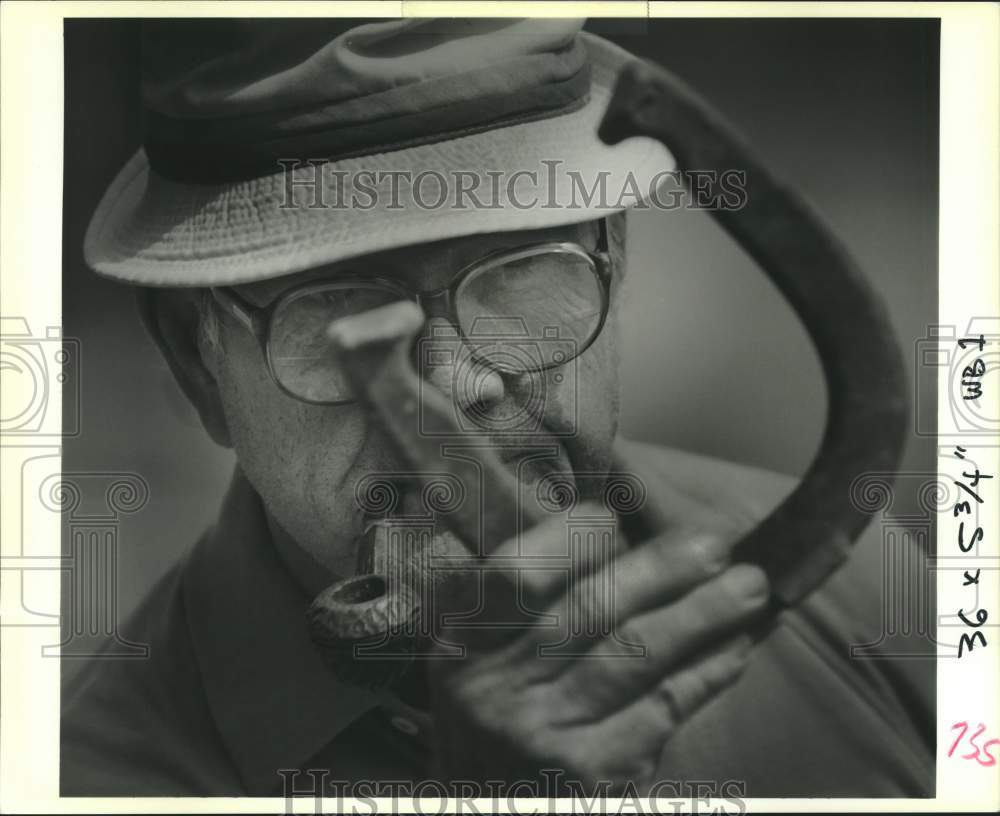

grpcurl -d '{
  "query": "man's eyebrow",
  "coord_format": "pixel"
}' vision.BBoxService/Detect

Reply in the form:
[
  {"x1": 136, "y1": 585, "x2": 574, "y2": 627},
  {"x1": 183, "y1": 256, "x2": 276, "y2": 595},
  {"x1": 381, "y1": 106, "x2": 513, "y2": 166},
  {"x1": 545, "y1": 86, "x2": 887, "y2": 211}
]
[
  {"x1": 234, "y1": 223, "x2": 601, "y2": 306},
  {"x1": 236, "y1": 264, "x2": 362, "y2": 306}
]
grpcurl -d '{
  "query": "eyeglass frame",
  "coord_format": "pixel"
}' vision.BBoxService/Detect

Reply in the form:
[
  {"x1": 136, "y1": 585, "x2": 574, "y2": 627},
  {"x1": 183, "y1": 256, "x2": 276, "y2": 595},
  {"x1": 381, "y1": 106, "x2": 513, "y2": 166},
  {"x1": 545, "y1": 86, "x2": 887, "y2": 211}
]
[{"x1": 210, "y1": 217, "x2": 614, "y2": 405}]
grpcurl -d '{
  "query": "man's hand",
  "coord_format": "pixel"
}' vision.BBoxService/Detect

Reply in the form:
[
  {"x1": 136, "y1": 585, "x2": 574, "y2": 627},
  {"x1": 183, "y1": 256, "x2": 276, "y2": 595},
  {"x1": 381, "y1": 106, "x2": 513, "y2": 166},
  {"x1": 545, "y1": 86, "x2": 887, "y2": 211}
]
[{"x1": 427, "y1": 506, "x2": 770, "y2": 790}]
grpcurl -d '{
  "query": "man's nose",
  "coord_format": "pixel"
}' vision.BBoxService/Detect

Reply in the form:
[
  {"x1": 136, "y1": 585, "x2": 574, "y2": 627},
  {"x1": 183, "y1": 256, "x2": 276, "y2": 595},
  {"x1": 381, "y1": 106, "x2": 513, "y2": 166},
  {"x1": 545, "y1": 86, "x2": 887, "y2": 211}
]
[{"x1": 417, "y1": 317, "x2": 505, "y2": 414}]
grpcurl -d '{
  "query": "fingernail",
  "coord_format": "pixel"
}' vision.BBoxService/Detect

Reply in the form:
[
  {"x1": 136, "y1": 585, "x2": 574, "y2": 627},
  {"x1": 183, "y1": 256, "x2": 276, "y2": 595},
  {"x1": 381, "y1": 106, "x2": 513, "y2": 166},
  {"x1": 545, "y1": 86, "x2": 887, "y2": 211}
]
[
  {"x1": 724, "y1": 564, "x2": 770, "y2": 600},
  {"x1": 688, "y1": 532, "x2": 730, "y2": 576}
]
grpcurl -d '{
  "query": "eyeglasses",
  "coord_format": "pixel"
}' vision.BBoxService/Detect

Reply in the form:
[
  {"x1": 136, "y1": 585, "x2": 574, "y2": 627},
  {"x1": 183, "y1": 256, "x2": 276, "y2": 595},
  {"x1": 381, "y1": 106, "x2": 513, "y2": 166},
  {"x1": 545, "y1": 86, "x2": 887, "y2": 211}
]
[{"x1": 211, "y1": 219, "x2": 613, "y2": 404}]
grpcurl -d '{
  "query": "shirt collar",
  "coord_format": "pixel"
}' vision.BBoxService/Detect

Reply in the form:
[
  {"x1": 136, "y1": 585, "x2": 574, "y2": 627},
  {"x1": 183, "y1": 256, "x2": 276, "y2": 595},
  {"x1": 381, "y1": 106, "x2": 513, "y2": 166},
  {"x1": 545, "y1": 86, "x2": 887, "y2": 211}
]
[{"x1": 182, "y1": 467, "x2": 380, "y2": 795}]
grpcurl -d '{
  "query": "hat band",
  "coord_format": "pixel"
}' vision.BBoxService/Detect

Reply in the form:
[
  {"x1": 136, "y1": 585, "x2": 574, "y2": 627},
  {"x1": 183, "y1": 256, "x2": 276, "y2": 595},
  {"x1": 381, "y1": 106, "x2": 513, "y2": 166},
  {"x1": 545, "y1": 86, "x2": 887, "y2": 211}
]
[{"x1": 145, "y1": 65, "x2": 591, "y2": 185}]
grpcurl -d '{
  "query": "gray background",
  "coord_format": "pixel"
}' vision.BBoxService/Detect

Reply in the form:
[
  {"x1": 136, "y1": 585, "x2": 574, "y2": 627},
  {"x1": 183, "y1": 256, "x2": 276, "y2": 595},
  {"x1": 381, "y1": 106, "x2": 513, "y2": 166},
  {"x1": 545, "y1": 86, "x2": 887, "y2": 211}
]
[{"x1": 62, "y1": 18, "x2": 939, "y2": 626}]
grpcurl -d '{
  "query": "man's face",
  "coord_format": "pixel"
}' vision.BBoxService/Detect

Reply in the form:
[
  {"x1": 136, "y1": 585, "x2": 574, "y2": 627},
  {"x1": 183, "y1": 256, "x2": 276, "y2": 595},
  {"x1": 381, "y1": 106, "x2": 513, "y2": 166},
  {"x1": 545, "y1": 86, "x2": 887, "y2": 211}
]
[{"x1": 201, "y1": 220, "x2": 622, "y2": 579}]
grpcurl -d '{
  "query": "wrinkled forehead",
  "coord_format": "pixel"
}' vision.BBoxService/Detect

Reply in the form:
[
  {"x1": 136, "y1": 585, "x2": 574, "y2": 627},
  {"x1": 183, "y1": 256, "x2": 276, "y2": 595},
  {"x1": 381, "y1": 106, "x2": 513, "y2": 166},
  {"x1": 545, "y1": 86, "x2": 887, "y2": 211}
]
[{"x1": 236, "y1": 220, "x2": 601, "y2": 307}]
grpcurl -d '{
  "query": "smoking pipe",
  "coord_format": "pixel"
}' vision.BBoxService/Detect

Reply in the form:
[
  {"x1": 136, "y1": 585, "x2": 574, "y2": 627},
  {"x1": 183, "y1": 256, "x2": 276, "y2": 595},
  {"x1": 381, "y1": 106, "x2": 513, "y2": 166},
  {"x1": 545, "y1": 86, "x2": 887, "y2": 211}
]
[
  {"x1": 306, "y1": 58, "x2": 908, "y2": 689},
  {"x1": 305, "y1": 302, "x2": 551, "y2": 688}
]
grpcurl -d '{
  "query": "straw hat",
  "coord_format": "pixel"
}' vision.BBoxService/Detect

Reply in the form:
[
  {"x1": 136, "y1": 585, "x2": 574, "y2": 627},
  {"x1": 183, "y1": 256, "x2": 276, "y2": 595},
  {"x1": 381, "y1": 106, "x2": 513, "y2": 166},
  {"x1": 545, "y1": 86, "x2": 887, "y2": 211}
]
[{"x1": 84, "y1": 18, "x2": 674, "y2": 287}]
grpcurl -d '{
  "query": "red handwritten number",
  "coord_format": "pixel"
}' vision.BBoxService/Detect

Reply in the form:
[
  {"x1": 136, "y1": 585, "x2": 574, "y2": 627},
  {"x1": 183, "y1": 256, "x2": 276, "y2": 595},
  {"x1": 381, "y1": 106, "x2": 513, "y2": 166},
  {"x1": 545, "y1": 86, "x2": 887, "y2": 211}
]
[
  {"x1": 950, "y1": 721, "x2": 1000, "y2": 766},
  {"x1": 948, "y1": 721, "x2": 968, "y2": 758},
  {"x1": 963, "y1": 723, "x2": 986, "y2": 760}
]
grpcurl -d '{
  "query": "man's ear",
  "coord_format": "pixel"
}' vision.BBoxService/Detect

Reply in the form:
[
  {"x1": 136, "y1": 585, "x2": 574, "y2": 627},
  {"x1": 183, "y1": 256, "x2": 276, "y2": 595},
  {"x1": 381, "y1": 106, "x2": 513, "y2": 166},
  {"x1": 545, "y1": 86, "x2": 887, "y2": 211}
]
[{"x1": 135, "y1": 288, "x2": 233, "y2": 448}]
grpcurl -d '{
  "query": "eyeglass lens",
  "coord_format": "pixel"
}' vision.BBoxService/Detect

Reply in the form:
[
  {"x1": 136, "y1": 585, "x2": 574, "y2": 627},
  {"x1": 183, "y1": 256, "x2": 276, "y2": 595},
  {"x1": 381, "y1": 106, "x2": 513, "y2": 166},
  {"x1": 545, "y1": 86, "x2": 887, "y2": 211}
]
[{"x1": 267, "y1": 250, "x2": 604, "y2": 403}]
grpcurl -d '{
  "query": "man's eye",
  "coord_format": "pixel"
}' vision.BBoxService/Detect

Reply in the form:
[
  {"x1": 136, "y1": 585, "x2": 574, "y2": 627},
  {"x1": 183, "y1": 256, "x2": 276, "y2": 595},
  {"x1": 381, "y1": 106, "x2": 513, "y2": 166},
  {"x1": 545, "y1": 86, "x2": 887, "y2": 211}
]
[
  {"x1": 323, "y1": 288, "x2": 365, "y2": 307},
  {"x1": 312, "y1": 287, "x2": 401, "y2": 318}
]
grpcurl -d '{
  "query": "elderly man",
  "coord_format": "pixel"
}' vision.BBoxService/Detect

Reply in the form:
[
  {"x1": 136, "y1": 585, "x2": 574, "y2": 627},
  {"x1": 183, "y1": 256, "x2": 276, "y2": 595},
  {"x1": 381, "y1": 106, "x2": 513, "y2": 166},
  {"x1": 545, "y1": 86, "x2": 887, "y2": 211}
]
[{"x1": 63, "y1": 18, "x2": 933, "y2": 799}]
